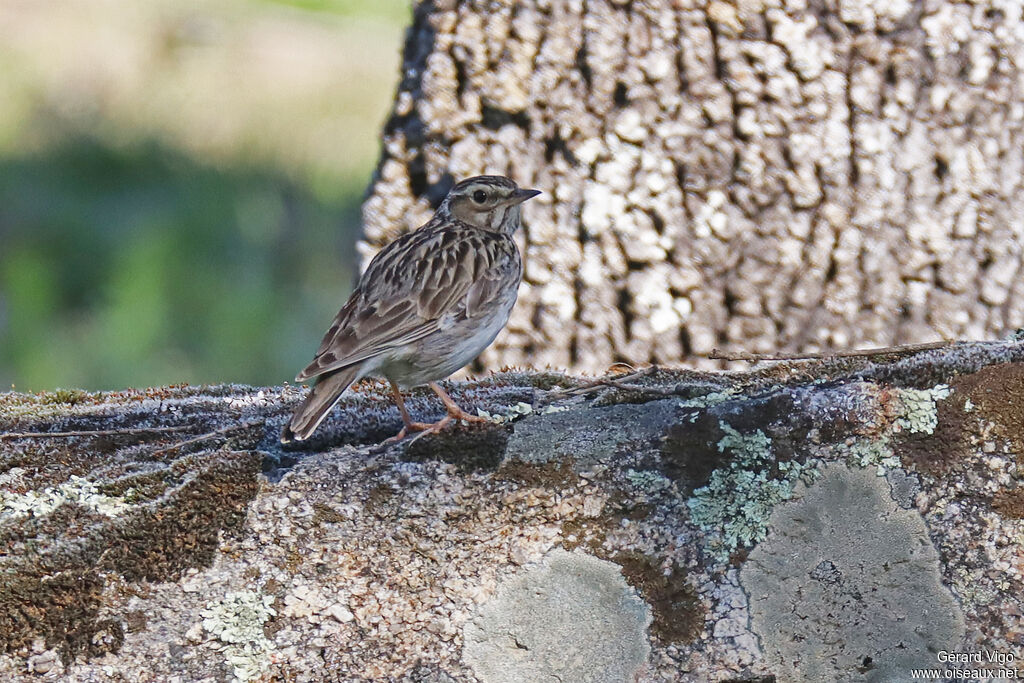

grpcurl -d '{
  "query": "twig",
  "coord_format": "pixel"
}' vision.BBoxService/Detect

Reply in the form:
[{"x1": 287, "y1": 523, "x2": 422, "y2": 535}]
[
  {"x1": 0, "y1": 425, "x2": 193, "y2": 440},
  {"x1": 150, "y1": 421, "x2": 265, "y2": 457},
  {"x1": 704, "y1": 339, "x2": 976, "y2": 362},
  {"x1": 544, "y1": 365, "x2": 659, "y2": 400},
  {"x1": 585, "y1": 381, "x2": 678, "y2": 396}
]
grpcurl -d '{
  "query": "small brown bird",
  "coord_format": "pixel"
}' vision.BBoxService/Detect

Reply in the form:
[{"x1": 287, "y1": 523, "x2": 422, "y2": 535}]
[{"x1": 281, "y1": 175, "x2": 540, "y2": 444}]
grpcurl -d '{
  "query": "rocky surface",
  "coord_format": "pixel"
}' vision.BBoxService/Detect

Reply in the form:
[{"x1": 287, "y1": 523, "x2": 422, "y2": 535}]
[{"x1": 1, "y1": 340, "x2": 1023, "y2": 681}]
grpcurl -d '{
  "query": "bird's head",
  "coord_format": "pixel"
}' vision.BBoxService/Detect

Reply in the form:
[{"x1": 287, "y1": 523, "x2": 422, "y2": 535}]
[{"x1": 440, "y1": 175, "x2": 541, "y2": 234}]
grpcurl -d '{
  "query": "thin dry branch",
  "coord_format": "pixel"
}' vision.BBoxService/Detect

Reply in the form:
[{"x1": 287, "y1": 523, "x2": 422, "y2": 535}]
[
  {"x1": 703, "y1": 340, "x2": 983, "y2": 362},
  {"x1": 150, "y1": 421, "x2": 265, "y2": 457},
  {"x1": 0, "y1": 425, "x2": 194, "y2": 440},
  {"x1": 537, "y1": 365, "x2": 668, "y2": 403}
]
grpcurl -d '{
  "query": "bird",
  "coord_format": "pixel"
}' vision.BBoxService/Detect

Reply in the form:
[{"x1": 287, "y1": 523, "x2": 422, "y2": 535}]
[{"x1": 281, "y1": 175, "x2": 540, "y2": 444}]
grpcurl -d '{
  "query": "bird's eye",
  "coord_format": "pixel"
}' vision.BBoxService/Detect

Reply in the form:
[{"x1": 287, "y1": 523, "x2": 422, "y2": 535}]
[{"x1": 472, "y1": 190, "x2": 487, "y2": 204}]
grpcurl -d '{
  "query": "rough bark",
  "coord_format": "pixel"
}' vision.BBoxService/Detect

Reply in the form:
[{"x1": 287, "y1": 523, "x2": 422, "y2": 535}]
[
  {"x1": 362, "y1": 0, "x2": 1024, "y2": 373},
  {"x1": 1, "y1": 340, "x2": 1023, "y2": 681}
]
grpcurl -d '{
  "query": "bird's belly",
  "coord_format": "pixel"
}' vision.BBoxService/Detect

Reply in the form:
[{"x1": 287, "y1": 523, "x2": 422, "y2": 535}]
[{"x1": 377, "y1": 297, "x2": 516, "y2": 388}]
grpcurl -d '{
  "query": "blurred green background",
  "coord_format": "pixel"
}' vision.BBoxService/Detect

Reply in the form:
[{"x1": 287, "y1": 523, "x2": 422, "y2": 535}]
[{"x1": 0, "y1": 0, "x2": 409, "y2": 391}]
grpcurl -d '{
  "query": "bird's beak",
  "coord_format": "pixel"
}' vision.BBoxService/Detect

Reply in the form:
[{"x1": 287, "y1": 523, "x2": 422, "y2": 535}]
[{"x1": 509, "y1": 188, "x2": 541, "y2": 205}]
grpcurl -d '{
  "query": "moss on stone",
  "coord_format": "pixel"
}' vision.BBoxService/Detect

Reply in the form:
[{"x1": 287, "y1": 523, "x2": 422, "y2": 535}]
[
  {"x1": 614, "y1": 551, "x2": 704, "y2": 644},
  {"x1": 0, "y1": 562, "x2": 106, "y2": 662},
  {"x1": 0, "y1": 389, "x2": 100, "y2": 422},
  {"x1": 106, "y1": 451, "x2": 262, "y2": 580},
  {"x1": 953, "y1": 362, "x2": 1024, "y2": 456},
  {"x1": 559, "y1": 516, "x2": 611, "y2": 554},
  {"x1": 0, "y1": 447, "x2": 261, "y2": 662},
  {"x1": 992, "y1": 488, "x2": 1024, "y2": 519},
  {"x1": 494, "y1": 458, "x2": 580, "y2": 489},
  {"x1": 519, "y1": 370, "x2": 576, "y2": 391},
  {"x1": 39, "y1": 389, "x2": 92, "y2": 406}
]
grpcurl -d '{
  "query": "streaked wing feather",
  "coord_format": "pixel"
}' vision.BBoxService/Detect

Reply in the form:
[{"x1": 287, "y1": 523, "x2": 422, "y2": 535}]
[
  {"x1": 295, "y1": 318, "x2": 440, "y2": 381},
  {"x1": 297, "y1": 221, "x2": 512, "y2": 382},
  {"x1": 466, "y1": 249, "x2": 508, "y2": 317}
]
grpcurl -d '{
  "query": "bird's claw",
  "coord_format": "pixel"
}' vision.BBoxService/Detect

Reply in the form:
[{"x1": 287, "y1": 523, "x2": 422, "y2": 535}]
[{"x1": 381, "y1": 409, "x2": 489, "y2": 446}]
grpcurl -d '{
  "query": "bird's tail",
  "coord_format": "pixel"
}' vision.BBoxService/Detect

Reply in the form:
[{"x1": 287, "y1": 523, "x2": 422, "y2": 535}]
[{"x1": 280, "y1": 366, "x2": 361, "y2": 443}]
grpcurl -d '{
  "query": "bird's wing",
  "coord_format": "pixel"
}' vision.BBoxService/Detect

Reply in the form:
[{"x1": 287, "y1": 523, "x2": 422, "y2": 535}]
[
  {"x1": 295, "y1": 224, "x2": 514, "y2": 382},
  {"x1": 465, "y1": 247, "x2": 522, "y2": 317}
]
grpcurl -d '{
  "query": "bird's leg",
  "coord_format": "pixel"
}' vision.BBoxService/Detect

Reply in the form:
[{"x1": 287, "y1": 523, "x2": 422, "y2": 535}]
[
  {"x1": 427, "y1": 382, "x2": 489, "y2": 424},
  {"x1": 383, "y1": 380, "x2": 436, "y2": 443},
  {"x1": 383, "y1": 380, "x2": 487, "y2": 445}
]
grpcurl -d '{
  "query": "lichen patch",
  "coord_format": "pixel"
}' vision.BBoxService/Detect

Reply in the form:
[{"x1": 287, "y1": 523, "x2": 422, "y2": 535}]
[
  {"x1": 741, "y1": 463, "x2": 965, "y2": 681},
  {"x1": 199, "y1": 591, "x2": 277, "y2": 682},
  {"x1": 0, "y1": 474, "x2": 132, "y2": 523},
  {"x1": 462, "y1": 549, "x2": 651, "y2": 683},
  {"x1": 686, "y1": 421, "x2": 818, "y2": 561}
]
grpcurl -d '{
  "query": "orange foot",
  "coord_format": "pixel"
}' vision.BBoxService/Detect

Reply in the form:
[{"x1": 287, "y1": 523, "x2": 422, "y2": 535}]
[{"x1": 383, "y1": 380, "x2": 489, "y2": 444}]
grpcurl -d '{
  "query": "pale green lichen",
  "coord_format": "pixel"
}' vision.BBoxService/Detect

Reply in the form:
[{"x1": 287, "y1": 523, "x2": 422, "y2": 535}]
[
  {"x1": 951, "y1": 566, "x2": 997, "y2": 608},
  {"x1": 678, "y1": 390, "x2": 737, "y2": 421},
  {"x1": 842, "y1": 438, "x2": 900, "y2": 476},
  {"x1": 541, "y1": 404, "x2": 570, "y2": 414},
  {"x1": 0, "y1": 473, "x2": 132, "y2": 523},
  {"x1": 716, "y1": 422, "x2": 772, "y2": 459},
  {"x1": 477, "y1": 401, "x2": 535, "y2": 424},
  {"x1": 892, "y1": 385, "x2": 951, "y2": 435},
  {"x1": 200, "y1": 591, "x2": 276, "y2": 682},
  {"x1": 478, "y1": 401, "x2": 569, "y2": 424},
  {"x1": 686, "y1": 422, "x2": 817, "y2": 561},
  {"x1": 678, "y1": 390, "x2": 737, "y2": 409},
  {"x1": 625, "y1": 469, "x2": 672, "y2": 493},
  {"x1": 833, "y1": 384, "x2": 952, "y2": 477}
]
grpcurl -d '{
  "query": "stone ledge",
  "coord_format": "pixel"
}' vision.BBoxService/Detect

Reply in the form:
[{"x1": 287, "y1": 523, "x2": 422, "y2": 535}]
[{"x1": 1, "y1": 340, "x2": 1022, "y2": 681}]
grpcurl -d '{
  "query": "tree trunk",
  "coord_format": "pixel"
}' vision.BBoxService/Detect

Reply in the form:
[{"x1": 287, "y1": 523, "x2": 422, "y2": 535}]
[{"x1": 362, "y1": 0, "x2": 1024, "y2": 373}]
